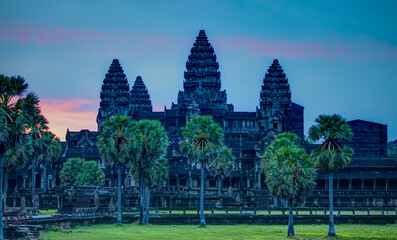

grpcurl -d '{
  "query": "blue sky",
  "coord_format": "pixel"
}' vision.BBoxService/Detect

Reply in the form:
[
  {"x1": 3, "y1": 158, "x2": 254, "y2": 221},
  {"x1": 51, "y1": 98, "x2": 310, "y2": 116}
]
[{"x1": 0, "y1": 0, "x2": 396, "y2": 141}]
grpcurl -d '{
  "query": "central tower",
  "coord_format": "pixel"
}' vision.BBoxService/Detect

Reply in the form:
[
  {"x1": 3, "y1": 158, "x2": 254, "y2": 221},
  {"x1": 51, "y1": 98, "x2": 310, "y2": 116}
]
[{"x1": 175, "y1": 30, "x2": 233, "y2": 114}]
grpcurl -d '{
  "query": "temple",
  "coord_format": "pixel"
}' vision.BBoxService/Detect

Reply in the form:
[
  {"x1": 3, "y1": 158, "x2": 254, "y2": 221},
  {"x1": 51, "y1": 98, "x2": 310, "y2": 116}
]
[{"x1": 6, "y1": 30, "x2": 397, "y2": 210}]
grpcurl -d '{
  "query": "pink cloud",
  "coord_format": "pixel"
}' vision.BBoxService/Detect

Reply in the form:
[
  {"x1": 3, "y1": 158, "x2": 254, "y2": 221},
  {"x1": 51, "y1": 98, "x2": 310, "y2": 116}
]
[
  {"x1": 214, "y1": 37, "x2": 397, "y2": 61},
  {"x1": 0, "y1": 25, "x2": 126, "y2": 46},
  {"x1": 40, "y1": 98, "x2": 98, "y2": 141}
]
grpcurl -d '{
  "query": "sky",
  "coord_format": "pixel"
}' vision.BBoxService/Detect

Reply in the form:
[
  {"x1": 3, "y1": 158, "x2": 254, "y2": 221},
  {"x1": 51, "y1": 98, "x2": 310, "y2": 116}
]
[{"x1": 0, "y1": 0, "x2": 396, "y2": 141}]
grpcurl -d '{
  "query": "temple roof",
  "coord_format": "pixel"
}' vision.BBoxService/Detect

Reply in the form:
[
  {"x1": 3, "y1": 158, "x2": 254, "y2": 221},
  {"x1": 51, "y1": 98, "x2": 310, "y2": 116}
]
[
  {"x1": 183, "y1": 29, "x2": 221, "y2": 94},
  {"x1": 99, "y1": 59, "x2": 130, "y2": 109},
  {"x1": 130, "y1": 76, "x2": 152, "y2": 113},
  {"x1": 260, "y1": 59, "x2": 291, "y2": 108}
]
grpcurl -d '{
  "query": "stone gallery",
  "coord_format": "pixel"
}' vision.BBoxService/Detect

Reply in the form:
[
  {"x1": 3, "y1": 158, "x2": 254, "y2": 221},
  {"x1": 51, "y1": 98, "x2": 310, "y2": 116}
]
[{"x1": 7, "y1": 30, "x2": 396, "y2": 211}]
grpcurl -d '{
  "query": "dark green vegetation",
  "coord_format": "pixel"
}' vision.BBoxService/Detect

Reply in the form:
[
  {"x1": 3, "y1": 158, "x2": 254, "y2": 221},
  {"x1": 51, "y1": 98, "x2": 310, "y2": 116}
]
[
  {"x1": 309, "y1": 114, "x2": 354, "y2": 236},
  {"x1": 41, "y1": 224, "x2": 397, "y2": 240},
  {"x1": 0, "y1": 74, "x2": 53, "y2": 240},
  {"x1": 180, "y1": 115, "x2": 234, "y2": 227},
  {"x1": 263, "y1": 133, "x2": 317, "y2": 237},
  {"x1": 97, "y1": 116, "x2": 170, "y2": 225},
  {"x1": 60, "y1": 158, "x2": 105, "y2": 186},
  {"x1": 130, "y1": 119, "x2": 169, "y2": 224},
  {"x1": 97, "y1": 115, "x2": 141, "y2": 224}
]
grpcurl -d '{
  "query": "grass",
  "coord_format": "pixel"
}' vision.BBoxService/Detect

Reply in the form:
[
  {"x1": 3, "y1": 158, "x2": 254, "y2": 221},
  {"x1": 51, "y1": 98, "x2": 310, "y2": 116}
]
[
  {"x1": 38, "y1": 209, "x2": 59, "y2": 215},
  {"x1": 41, "y1": 223, "x2": 397, "y2": 240}
]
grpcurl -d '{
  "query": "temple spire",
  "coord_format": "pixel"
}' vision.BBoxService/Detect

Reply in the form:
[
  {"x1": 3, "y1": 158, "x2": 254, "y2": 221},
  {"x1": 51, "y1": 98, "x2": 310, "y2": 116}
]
[
  {"x1": 97, "y1": 59, "x2": 130, "y2": 131},
  {"x1": 175, "y1": 30, "x2": 232, "y2": 112},
  {"x1": 183, "y1": 29, "x2": 221, "y2": 94},
  {"x1": 130, "y1": 76, "x2": 152, "y2": 113},
  {"x1": 259, "y1": 59, "x2": 291, "y2": 131}
]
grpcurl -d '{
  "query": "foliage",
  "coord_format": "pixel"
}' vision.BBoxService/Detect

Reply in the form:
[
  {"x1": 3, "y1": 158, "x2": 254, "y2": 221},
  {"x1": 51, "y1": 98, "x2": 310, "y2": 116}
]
[
  {"x1": 180, "y1": 115, "x2": 224, "y2": 165},
  {"x1": 41, "y1": 224, "x2": 397, "y2": 240},
  {"x1": 35, "y1": 131, "x2": 62, "y2": 166},
  {"x1": 387, "y1": 140, "x2": 397, "y2": 158},
  {"x1": 308, "y1": 114, "x2": 354, "y2": 171},
  {"x1": 97, "y1": 115, "x2": 140, "y2": 166},
  {"x1": 60, "y1": 158, "x2": 104, "y2": 186},
  {"x1": 263, "y1": 142, "x2": 316, "y2": 205},
  {"x1": 0, "y1": 74, "x2": 44, "y2": 238},
  {"x1": 130, "y1": 119, "x2": 169, "y2": 181},
  {"x1": 207, "y1": 146, "x2": 235, "y2": 180}
]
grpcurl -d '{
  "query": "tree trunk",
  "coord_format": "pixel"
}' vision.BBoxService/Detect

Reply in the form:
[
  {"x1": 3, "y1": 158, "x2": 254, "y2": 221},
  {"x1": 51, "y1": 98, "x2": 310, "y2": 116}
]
[
  {"x1": 139, "y1": 167, "x2": 145, "y2": 224},
  {"x1": 32, "y1": 158, "x2": 36, "y2": 199},
  {"x1": 43, "y1": 165, "x2": 47, "y2": 192},
  {"x1": 217, "y1": 178, "x2": 222, "y2": 196},
  {"x1": 144, "y1": 187, "x2": 151, "y2": 224},
  {"x1": 329, "y1": 172, "x2": 336, "y2": 236},
  {"x1": 200, "y1": 167, "x2": 206, "y2": 226},
  {"x1": 117, "y1": 165, "x2": 122, "y2": 224},
  {"x1": 287, "y1": 199, "x2": 295, "y2": 237},
  {"x1": 4, "y1": 171, "x2": 8, "y2": 199},
  {"x1": 0, "y1": 152, "x2": 4, "y2": 240}
]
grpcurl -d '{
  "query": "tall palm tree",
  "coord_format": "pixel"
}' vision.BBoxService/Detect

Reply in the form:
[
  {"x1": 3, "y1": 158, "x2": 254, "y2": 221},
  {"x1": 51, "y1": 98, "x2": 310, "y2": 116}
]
[
  {"x1": 97, "y1": 115, "x2": 140, "y2": 224},
  {"x1": 129, "y1": 120, "x2": 168, "y2": 224},
  {"x1": 309, "y1": 114, "x2": 354, "y2": 237},
  {"x1": 263, "y1": 133, "x2": 317, "y2": 237},
  {"x1": 3, "y1": 136, "x2": 32, "y2": 199},
  {"x1": 36, "y1": 131, "x2": 62, "y2": 191},
  {"x1": 0, "y1": 75, "x2": 40, "y2": 240},
  {"x1": 180, "y1": 115, "x2": 224, "y2": 227},
  {"x1": 208, "y1": 146, "x2": 235, "y2": 196},
  {"x1": 131, "y1": 156, "x2": 169, "y2": 224}
]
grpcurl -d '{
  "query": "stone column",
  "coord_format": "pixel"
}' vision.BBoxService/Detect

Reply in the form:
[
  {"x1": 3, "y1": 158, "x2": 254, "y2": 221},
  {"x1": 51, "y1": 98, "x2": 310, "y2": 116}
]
[
  {"x1": 257, "y1": 172, "x2": 261, "y2": 189},
  {"x1": 361, "y1": 178, "x2": 364, "y2": 190},
  {"x1": 373, "y1": 178, "x2": 376, "y2": 191},
  {"x1": 349, "y1": 178, "x2": 352, "y2": 190}
]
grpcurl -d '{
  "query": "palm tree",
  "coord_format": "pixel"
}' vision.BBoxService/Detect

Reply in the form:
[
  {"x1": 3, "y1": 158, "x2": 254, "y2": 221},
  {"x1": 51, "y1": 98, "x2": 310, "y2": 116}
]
[
  {"x1": 129, "y1": 120, "x2": 168, "y2": 224},
  {"x1": 263, "y1": 133, "x2": 316, "y2": 237},
  {"x1": 3, "y1": 136, "x2": 32, "y2": 198},
  {"x1": 0, "y1": 75, "x2": 40, "y2": 240},
  {"x1": 309, "y1": 114, "x2": 354, "y2": 237},
  {"x1": 208, "y1": 146, "x2": 235, "y2": 196},
  {"x1": 180, "y1": 115, "x2": 224, "y2": 227},
  {"x1": 36, "y1": 131, "x2": 62, "y2": 191},
  {"x1": 97, "y1": 115, "x2": 140, "y2": 224},
  {"x1": 131, "y1": 156, "x2": 169, "y2": 224}
]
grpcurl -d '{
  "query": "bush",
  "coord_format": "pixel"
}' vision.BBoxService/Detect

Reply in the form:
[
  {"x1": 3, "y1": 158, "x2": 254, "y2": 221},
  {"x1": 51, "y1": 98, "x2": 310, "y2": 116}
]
[{"x1": 60, "y1": 158, "x2": 105, "y2": 186}]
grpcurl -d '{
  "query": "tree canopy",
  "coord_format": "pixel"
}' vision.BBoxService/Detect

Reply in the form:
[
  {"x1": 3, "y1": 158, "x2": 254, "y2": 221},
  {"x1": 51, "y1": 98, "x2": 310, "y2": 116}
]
[{"x1": 60, "y1": 158, "x2": 104, "y2": 186}]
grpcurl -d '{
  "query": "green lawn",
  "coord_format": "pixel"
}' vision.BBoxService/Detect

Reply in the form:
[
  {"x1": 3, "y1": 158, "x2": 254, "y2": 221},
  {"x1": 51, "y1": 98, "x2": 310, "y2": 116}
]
[
  {"x1": 41, "y1": 224, "x2": 397, "y2": 240},
  {"x1": 38, "y1": 209, "x2": 59, "y2": 215}
]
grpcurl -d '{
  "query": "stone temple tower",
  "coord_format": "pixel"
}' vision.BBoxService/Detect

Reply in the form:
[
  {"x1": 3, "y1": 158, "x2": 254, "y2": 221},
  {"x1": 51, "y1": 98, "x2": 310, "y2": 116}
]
[
  {"x1": 259, "y1": 59, "x2": 292, "y2": 133},
  {"x1": 97, "y1": 59, "x2": 130, "y2": 131},
  {"x1": 175, "y1": 29, "x2": 233, "y2": 114},
  {"x1": 130, "y1": 76, "x2": 152, "y2": 114}
]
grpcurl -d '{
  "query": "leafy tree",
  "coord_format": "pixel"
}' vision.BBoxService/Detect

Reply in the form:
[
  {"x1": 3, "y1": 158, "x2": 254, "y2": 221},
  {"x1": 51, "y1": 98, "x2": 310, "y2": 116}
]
[
  {"x1": 0, "y1": 75, "x2": 40, "y2": 240},
  {"x1": 309, "y1": 114, "x2": 354, "y2": 237},
  {"x1": 263, "y1": 133, "x2": 316, "y2": 237},
  {"x1": 60, "y1": 158, "x2": 104, "y2": 186},
  {"x1": 36, "y1": 131, "x2": 62, "y2": 191},
  {"x1": 180, "y1": 115, "x2": 224, "y2": 227},
  {"x1": 3, "y1": 137, "x2": 32, "y2": 197},
  {"x1": 131, "y1": 156, "x2": 168, "y2": 224},
  {"x1": 24, "y1": 94, "x2": 48, "y2": 198},
  {"x1": 97, "y1": 115, "x2": 140, "y2": 224},
  {"x1": 129, "y1": 120, "x2": 168, "y2": 224},
  {"x1": 208, "y1": 146, "x2": 235, "y2": 196}
]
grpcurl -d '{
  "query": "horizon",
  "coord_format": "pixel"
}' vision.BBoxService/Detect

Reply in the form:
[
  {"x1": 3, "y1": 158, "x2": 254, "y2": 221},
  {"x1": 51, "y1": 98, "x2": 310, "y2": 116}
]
[{"x1": 1, "y1": 0, "x2": 396, "y2": 141}]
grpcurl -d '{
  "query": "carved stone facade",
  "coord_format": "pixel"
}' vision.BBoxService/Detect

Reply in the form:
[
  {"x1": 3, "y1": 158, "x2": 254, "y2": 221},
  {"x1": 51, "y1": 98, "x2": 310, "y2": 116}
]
[{"x1": 5, "y1": 30, "x2": 396, "y2": 209}]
